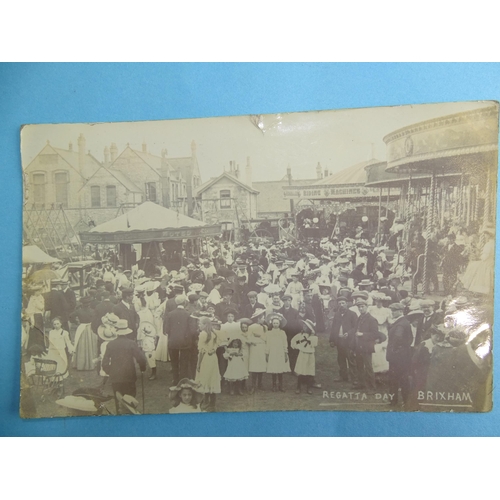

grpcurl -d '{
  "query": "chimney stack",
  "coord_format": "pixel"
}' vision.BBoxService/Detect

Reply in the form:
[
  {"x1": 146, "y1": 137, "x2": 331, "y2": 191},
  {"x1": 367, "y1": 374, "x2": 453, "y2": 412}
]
[
  {"x1": 235, "y1": 164, "x2": 240, "y2": 179},
  {"x1": 68, "y1": 141, "x2": 73, "y2": 152},
  {"x1": 316, "y1": 162, "x2": 322, "y2": 179},
  {"x1": 78, "y1": 133, "x2": 86, "y2": 174},
  {"x1": 324, "y1": 169, "x2": 329, "y2": 178},
  {"x1": 142, "y1": 141, "x2": 147, "y2": 153},
  {"x1": 245, "y1": 156, "x2": 252, "y2": 186},
  {"x1": 161, "y1": 148, "x2": 168, "y2": 159},
  {"x1": 104, "y1": 146, "x2": 110, "y2": 167},
  {"x1": 110, "y1": 143, "x2": 118, "y2": 163}
]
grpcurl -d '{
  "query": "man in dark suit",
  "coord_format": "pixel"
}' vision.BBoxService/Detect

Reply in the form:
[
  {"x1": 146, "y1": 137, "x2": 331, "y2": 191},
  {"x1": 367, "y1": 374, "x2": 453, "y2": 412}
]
[
  {"x1": 92, "y1": 291, "x2": 115, "y2": 336},
  {"x1": 353, "y1": 299, "x2": 382, "y2": 390},
  {"x1": 441, "y1": 233, "x2": 466, "y2": 296},
  {"x1": 44, "y1": 280, "x2": 69, "y2": 326},
  {"x1": 386, "y1": 303, "x2": 413, "y2": 406},
  {"x1": 415, "y1": 299, "x2": 443, "y2": 345},
  {"x1": 278, "y1": 295, "x2": 302, "y2": 372},
  {"x1": 113, "y1": 288, "x2": 139, "y2": 341},
  {"x1": 240, "y1": 291, "x2": 265, "y2": 318},
  {"x1": 214, "y1": 287, "x2": 239, "y2": 321},
  {"x1": 164, "y1": 284, "x2": 185, "y2": 314},
  {"x1": 102, "y1": 319, "x2": 147, "y2": 409},
  {"x1": 329, "y1": 296, "x2": 358, "y2": 383},
  {"x1": 164, "y1": 295, "x2": 196, "y2": 385}
]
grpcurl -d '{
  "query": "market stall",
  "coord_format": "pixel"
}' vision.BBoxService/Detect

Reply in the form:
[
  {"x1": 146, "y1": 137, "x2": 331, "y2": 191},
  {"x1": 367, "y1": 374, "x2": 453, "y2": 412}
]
[{"x1": 79, "y1": 201, "x2": 221, "y2": 271}]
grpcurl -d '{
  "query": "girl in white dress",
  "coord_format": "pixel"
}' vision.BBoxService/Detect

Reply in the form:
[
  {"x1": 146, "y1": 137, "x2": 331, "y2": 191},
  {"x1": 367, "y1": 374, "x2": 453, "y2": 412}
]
[
  {"x1": 247, "y1": 308, "x2": 268, "y2": 393},
  {"x1": 265, "y1": 313, "x2": 290, "y2": 392},
  {"x1": 47, "y1": 317, "x2": 74, "y2": 378},
  {"x1": 169, "y1": 378, "x2": 203, "y2": 414},
  {"x1": 195, "y1": 317, "x2": 221, "y2": 412},
  {"x1": 223, "y1": 337, "x2": 249, "y2": 395},
  {"x1": 291, "y1": 319, "x2": 318, "y2": 394}
]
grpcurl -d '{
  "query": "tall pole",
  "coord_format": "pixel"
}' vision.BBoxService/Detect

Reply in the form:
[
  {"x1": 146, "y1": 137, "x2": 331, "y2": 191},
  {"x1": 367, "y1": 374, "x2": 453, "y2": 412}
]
[
  {"x1": 386, "y1": 187, "x2": 390, "y2": 217},
  {"x1": 423, "y1": 171, "x2": 436, "y2": 294},
  {"x1": 377, "y1": 187, "x2": 382, "y2": 245},
  {"x1": 403, "y1": 173, "x2": 412, "y2": 268}
]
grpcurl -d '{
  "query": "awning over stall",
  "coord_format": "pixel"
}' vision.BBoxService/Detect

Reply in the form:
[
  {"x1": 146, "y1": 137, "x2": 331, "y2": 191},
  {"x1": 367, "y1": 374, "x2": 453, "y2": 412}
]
[
  {"x1": 79, "y1": 201, "x2": 221, "y2": 244},
  {"x1": 22, "y1": 245, "x2": 61, "y2": 265}
]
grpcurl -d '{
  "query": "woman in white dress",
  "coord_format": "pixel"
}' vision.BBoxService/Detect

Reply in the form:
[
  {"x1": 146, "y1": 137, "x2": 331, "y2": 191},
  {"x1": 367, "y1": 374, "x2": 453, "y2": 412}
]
[
  {"x1": 25, "y1": 285, "x2": 45, "y2": 351},
  {"x1": 247, "y1": 309, "x2": 268, "y2": 393},
  {"x1": 460, "y1": 227, "x2": 495, "y2": 295},
  {"x1": 368, "y1": 293, "x2": 391, "y2": 373},
  {"x1": 285, "y1": 273, "x2": 304, "y2": 309},
  {"x1": 195, "y1": 317, "x2": 221, "y2": 411}
]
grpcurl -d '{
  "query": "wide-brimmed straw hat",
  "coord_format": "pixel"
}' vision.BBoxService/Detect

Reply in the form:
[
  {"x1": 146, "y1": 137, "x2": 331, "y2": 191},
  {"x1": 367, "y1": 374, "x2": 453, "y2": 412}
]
[
  {"x1": 266, "y1": 312, "x2": 287, "y2": 329},
  {"x1": 97, "y1": 324, "x2": 118, "y2": 342},
  {"x1": 188, "y1": 283, "x2": 204, "y2": 292},
  {"x1": 239, "y1": 317, "x2": 253, "y2": 326},
  {"x1": 251, "y1": 308, "x2": 267, "y2": 320},
  {"x1": 169, "y1": 378, "x2": 205, "y2": 400},
  {"x1": 56, "y1": 396, "x2": 98, "y2": 413},
  {"x1": 115, "y1": 319, "x2": 133, "y2": 336},
  {"x1": 139, "y1": 321, "x2": 157, "y2": 338},
  {"x1": 144, "y1": 280, "x2": 160, "y2": 292},
  {"x1": 300, "y1": 319, "x2": 316, "y2": 334}
]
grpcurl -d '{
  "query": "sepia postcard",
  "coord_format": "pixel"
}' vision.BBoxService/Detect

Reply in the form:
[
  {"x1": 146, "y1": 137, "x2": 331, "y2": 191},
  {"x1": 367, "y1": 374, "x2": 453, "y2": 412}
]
[{"x1": 20, "y1": 101, "x2": 497, "y2": 418}]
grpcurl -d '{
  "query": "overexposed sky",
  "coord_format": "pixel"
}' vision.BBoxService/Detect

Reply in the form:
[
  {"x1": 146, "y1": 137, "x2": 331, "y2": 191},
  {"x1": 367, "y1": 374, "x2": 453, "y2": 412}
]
[{"x1": 21, "y1": 101, "x2": 493, "y2": 182}]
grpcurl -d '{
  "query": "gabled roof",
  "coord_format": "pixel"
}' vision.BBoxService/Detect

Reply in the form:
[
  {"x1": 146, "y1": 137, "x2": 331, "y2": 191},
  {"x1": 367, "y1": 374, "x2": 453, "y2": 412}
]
[
  {"x1": 80, "y1": 165, "x2": 143, "y2": 194},
  {"x1": 195, "y1": 172, "x2": 259, "y2": 196},
  {"x1": 130, "y1": 148, "x2": 163, "y2": 173},
  {"x1": 53, "y1": 147, "x2": 102, "y2": 178},
  {"x1": 24, "y1": 143, "x2": 101, "y2": 180}
]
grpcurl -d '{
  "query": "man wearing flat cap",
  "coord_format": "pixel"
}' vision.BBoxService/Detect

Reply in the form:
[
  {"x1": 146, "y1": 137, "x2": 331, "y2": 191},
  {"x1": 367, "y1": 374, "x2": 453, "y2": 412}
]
[{"x1": 386, "y1": 303, "x2": 413, "y2": 406}]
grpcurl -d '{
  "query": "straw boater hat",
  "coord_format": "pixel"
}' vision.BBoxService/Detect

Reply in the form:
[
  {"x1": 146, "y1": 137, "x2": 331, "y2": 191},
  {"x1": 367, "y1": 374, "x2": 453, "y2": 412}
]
[
  {"x1": 114, "y1": 319, "x2": 133, "y2": 336},
  {"x1": 239, "y1": 318, "x2": 253, "y2": 326},
  {"x1": 358, "y1": 279, "x2": 374, "y2": 287},
  {"x1": 251, "y1": 308, "x2": 267, "y2": 320},
  {"x1": 351, "y1": 291, "x2": 369, "y2": 301},
  {"x1": 169, "y1": 378, "x2": 205, "y2": 401},
  {"x1": 266, "y1": 312, "x2": 287, "y2": 329},
  {"x1": 406, "y1": 309, "x2": 424, "y2": 320},
  {"x1": 139, "y1": 321, "x2": 157, "y2": 338},
  {"x1": 300, "y1": 319, "x2": 316, "y2": 334}
]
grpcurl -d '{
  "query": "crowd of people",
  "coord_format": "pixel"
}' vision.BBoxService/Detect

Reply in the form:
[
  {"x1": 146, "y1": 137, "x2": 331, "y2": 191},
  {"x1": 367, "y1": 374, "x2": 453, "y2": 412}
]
[{"x1": 22, "y1": 218, "x2": 494, "y2": 414}]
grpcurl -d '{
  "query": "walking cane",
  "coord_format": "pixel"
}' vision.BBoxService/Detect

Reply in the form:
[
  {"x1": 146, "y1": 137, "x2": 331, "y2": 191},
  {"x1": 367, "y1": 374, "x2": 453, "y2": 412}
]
[{"x1": 141, "y1": 371, "x2": 145, "y2": 414}]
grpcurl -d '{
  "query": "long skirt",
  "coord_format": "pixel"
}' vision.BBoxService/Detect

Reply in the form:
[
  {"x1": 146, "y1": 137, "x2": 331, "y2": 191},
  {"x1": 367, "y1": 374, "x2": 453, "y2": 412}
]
[
  {"x1": 27, "y1": 313, "x2": 45, "y2": 351},
  {"x1": 73, "y1": 323, "x2": 97, "y2": 371},
  {"x1": 155, "y1": 334, "x2": 169, "y2": 362}
]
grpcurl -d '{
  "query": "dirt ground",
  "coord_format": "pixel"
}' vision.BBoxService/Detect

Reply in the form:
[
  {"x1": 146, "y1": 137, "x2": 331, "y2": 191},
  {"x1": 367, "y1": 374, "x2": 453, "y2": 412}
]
[{"x1": 21, "y1": 329, "x2": 404, "y2": 420}]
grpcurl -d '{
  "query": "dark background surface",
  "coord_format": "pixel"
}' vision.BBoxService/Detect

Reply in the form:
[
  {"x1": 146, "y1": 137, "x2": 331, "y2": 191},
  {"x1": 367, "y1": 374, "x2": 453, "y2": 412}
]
[{"x1": 1, "y1": 62, "x2": 499, "y2": 436}]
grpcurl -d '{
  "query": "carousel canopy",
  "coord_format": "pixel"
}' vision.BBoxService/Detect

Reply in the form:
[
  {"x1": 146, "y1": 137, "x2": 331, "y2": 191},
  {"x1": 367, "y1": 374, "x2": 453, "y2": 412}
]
[
  {"x1": 22, "y1": 245, "x2": 61, "y2": 265},
  {"x1": 79, "y1": 202, "x2": 221, "y2": 244}
]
